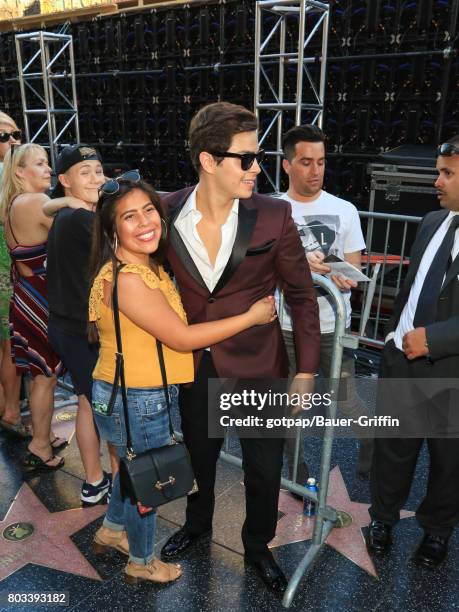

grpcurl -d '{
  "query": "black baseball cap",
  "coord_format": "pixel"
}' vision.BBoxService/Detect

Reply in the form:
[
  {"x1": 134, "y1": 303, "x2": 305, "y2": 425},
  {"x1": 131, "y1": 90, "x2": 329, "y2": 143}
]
[{"x1": 51, "y1": 144, "x2": 102, "y2": 198}]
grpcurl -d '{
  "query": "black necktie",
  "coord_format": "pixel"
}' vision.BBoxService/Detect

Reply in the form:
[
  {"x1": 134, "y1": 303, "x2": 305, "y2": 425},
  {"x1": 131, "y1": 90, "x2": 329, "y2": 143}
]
[{"x1": 413, "y1": 215, "x2": 459, "y2": 328}]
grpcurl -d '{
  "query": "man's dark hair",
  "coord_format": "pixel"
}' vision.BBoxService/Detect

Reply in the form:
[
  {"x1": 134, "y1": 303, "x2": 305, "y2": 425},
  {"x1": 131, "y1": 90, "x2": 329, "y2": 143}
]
[
  {"x1": 282, "y1": 124, "x2": 326, "y2": 162},
  {"x1": 445, "y1": 133, "x2": 459, "y2": 147},
  {"x1": 188, "y1": 102, "x2": 258, "y2": 172}
]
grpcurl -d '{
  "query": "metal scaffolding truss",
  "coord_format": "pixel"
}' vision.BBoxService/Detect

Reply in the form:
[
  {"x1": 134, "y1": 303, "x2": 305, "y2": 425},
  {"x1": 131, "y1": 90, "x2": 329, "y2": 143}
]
[
  {"x1": 254, "y1": 0, "x2": 330, "y2": 192},
  {"x1": 15, "y1": 31, "x2": 80, "y2": 169}
]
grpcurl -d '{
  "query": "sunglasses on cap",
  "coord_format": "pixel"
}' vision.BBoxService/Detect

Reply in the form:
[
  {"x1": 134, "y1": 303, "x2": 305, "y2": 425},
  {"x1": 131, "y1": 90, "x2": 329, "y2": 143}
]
[
  {"x1": 207, "y1": 149, "x2": 265, "y2": 171},
  {"x1": 438, "y1": 142, "x2": 459, "y2": 157},
  {"x1": 99, "y1": 169, "x2": 141, "y2": 195},
  {"x1": 0, "y1": 130, "x2": 22, "y2": 143}
]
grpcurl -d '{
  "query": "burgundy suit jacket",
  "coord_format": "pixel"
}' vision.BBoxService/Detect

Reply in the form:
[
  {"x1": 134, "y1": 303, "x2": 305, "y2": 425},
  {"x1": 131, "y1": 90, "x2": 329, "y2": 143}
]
[{"x1": 163, "y1": 186, "x2": 320, "y2": 379}]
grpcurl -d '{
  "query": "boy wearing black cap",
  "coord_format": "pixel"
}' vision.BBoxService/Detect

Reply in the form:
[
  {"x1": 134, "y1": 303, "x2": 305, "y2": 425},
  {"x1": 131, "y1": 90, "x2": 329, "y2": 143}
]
[{"x1": 46, "y1": 144, "x2": 110, "y2": 506}]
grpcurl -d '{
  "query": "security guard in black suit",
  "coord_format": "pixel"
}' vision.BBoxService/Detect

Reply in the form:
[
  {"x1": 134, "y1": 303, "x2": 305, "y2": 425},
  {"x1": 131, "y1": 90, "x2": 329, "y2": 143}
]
[{"x1": 367, "y1": 137, "x2": 459, "y2": 567}]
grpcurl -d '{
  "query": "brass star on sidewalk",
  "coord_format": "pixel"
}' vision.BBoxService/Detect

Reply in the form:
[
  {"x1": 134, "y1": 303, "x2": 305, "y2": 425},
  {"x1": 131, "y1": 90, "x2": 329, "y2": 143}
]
[
  {"x1": 270, "y1": 466, "x2": 414, "y2": 577},
  {"x1": 0, "y1": 483, "x2": 105, "y2": 581}
]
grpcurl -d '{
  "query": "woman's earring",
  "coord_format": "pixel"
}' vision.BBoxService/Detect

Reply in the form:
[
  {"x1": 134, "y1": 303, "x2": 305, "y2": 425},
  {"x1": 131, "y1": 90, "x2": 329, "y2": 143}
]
[
  {"x1": 113, "y1": 233, "x2": 119, "y2": 253},
  {"x1": 161, "y1": 218, "x2": 168, "y2": 239}
]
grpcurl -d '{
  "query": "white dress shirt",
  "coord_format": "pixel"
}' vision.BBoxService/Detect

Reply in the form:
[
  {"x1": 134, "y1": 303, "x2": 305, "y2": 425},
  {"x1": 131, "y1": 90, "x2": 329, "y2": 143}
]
[
  {"x1": 392, "y1": 211, "x2": 459, "y2": 350},
  {"x1": 174, "y1": 186, "x2": 239, "y2": 292}
]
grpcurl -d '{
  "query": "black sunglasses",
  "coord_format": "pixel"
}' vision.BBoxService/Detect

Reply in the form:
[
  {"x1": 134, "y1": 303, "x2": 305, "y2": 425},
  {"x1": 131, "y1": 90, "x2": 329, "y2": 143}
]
[
  {"x1": 438, "y1": 142, "x2": 459, "y2": 157},
  {"x1": 99, "y1": 169, "x2": 141, "y2": 195},
  {"x1": 0, "y1": 130, "x2": 22, "y2": 143},
  {"x1": 208, "y1": 149, "x2": 265, "y2": 171}
]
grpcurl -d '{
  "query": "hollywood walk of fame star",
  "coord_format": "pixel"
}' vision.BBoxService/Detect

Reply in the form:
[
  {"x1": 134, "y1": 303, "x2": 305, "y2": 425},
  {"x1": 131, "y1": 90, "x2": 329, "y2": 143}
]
[
  {"x1": 269, "y1": 466, "x2": 414, "y2": 577},
  {"x1": 0, "y1": 483, "x2": 106, "y2": 581}
]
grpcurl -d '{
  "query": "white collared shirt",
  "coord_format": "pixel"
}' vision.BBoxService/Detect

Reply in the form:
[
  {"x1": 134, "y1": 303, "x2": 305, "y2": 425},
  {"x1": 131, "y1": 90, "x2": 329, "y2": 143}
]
[
  {"x1": 391, "y1": 211, "x2": 459, "y2": 350},
  {"x1": 174, "y1": 186, "x2": 239, "y2": 292}
]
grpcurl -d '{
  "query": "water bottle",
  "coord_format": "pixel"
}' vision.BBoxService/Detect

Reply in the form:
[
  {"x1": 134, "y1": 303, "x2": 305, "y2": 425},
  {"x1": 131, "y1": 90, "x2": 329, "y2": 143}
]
[{"x1": 303, "y1": 477, "x2": 318, "y2": 517}]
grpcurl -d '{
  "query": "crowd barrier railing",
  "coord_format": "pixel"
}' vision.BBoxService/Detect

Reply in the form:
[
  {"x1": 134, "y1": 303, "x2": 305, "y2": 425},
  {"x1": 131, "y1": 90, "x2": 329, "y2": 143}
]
[
  {"x1": 219, "y1": 273, "x2": 356, "y2": 608},
  {"x1": 355, "y1": 210, "x2": 422, "y2": 347}
]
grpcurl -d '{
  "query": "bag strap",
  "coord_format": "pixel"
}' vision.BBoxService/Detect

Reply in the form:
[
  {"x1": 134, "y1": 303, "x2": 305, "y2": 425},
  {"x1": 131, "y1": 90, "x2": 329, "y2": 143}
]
[
  {"x1": 155, "y1": 339, "x2": 175, "y2": 439},
  {"x1": 111, "y1": 263, "x2": 175, "y2": 458},
  {"x1": 111, "y1": 263, "x2": 134, "y2": 455}
]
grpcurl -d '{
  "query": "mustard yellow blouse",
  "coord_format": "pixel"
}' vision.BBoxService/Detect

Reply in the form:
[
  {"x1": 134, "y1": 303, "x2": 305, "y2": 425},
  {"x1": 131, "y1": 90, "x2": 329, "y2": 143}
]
[{"x1": 89, "y1": 262, "x2": 194, "y2": 388}]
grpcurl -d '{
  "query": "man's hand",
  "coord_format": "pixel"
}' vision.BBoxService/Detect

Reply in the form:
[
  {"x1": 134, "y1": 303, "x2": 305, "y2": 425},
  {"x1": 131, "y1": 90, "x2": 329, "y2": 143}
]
[
  {"x1": 306, "y1": 250, "x2": 331, "y2": 274},
  {"x1": 330, "y1": 274, "x2": 357, "y2": 291},
  {"x1": 306, "y1": 251, "x2": 357, "y2": 291},
  {"x1": 402, "y1": 327, "x2": 429, "y2": 360},
  {"x1": 332, "y1": 250, "x2": 361, "y2": 291},
  {"x1": 288, "y1": 373, "x2": 315, "y2": 416}
]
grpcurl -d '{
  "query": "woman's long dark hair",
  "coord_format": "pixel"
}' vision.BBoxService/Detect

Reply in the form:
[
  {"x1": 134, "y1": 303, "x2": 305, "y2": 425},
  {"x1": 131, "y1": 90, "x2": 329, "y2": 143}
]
[{"x1": 88, "y1": 178, "x2": 167, "y2": 342}]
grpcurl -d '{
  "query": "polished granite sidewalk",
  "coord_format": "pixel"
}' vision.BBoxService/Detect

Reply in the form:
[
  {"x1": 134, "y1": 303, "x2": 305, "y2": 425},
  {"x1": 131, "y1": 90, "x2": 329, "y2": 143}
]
[{"x1": 0, "y1": 386, "x2": 458, "y2": 612}]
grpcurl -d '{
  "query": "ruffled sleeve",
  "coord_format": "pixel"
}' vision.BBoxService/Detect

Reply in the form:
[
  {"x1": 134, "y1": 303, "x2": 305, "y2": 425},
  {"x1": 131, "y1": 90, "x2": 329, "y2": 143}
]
[
  {"x1": 88, "y1": 262, "x2": 162, "y2": 322},
  {"x1": 88, "y1": 262, "x2": 112, "y2": 322},
  {"x1": 121, "y1": 263, "x2": 161, "y2": 291}
]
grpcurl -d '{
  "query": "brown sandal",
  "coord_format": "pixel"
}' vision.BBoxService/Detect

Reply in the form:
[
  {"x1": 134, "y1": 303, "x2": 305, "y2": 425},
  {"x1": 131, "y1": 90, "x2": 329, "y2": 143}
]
[{"x1": 125, "y1": 558, "x2": 182, "y2": 585}]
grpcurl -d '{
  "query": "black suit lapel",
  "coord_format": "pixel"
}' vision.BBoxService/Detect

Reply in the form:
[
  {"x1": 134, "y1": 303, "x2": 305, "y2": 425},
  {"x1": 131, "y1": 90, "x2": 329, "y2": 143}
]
[
  {"x1": 443, "y1": 250, "x2": 459, "y2": 290},
  {"x1": 392, "y1": 212, "x2": 447, "y2": 324},
  {"x1": 168, "y1": 195, "x2": 207, "y2": 291},
  {"x1": 211, "y1": 202, "x2": 258, "y2": 296}
]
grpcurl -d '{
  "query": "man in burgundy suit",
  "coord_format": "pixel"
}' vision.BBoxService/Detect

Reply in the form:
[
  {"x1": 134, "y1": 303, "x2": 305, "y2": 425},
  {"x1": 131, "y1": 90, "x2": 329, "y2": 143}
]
[{"x1": 160, "y1": 102, "x2": 320, "y2": 592}]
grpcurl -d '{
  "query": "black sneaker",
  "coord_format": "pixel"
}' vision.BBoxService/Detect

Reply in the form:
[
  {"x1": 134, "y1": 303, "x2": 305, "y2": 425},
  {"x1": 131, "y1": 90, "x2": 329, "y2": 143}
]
[{"x1": 81, "y1": 472, "x2": 111, "y2": 506}]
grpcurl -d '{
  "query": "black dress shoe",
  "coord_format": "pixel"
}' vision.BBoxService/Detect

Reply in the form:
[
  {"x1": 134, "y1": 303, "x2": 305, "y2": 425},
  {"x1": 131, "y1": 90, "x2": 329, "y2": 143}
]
[
  {"x1": 244, "y1": 554, "x2": 288, "y2": 593},
  {"x1": 366, "y1": 520, "x2": 392, "y2": 554},
  {"x1": 161, "y1": 526, "x2": 211, "y2": 559},
  {"x1": 412, "y1": 533, "x2": 449, "y2": 568}
]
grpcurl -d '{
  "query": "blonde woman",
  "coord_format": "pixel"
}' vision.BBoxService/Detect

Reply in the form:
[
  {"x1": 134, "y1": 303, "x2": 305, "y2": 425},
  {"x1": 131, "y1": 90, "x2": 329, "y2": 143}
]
[
  {"x1": 0, "y1": 111, "x2": 23, "y2": 436},
  {"x1": 0, "y1": 143, "x2": 71, "y2": 470}
]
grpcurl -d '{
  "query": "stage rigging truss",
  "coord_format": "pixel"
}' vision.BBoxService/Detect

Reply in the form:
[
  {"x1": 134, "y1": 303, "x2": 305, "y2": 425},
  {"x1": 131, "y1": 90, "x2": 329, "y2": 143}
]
[
  {"x1": 254, "y1": 0, "x2": 330, "y2": 192},
  {"x1": 15, "y1": 30, "x2": 80, "y2": 168}
]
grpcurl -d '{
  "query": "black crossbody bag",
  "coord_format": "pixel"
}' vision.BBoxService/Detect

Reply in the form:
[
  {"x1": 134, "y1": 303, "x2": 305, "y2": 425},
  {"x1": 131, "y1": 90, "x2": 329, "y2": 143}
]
[{"x1": 110, "y1": 263, "x2": 197, "y2": 509}]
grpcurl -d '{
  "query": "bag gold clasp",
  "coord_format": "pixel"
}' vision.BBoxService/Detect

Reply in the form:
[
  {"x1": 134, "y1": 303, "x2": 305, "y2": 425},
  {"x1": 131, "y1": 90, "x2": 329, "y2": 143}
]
[
  {"x1": 126, "y1": 448, "x2": 137, "y2": 461},
  {"x1": 155, "y1": 476, "x2": 176, "y2": 490}
]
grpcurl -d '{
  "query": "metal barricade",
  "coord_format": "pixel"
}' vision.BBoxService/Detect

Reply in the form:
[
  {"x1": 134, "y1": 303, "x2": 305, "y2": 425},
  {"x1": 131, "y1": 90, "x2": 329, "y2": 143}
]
[
  {"x1": 219, "y1": 273, "x2": 356, "y2": 608},
  {"x1": 355, "y1": 210, "x2": 422, "y2": 347}
]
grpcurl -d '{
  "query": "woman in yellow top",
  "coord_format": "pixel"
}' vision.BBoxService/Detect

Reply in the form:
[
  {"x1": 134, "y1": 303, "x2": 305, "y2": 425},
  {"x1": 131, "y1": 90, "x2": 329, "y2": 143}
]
[{"x1": 88, "y1": 174, "x2": 276, "y2": 586}]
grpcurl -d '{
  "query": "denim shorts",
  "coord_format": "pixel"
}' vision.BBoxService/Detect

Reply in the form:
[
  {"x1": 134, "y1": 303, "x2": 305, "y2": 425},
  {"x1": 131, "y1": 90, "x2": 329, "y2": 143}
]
[{"x1": 91, "y1": 379, "x2": 177, "y2": 457}]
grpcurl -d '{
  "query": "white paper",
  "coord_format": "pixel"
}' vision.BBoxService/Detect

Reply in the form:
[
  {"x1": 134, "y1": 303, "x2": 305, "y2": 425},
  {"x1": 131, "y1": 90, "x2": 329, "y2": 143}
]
[{"x1": 325, "y1": 261, "x2": 371, "y2": 283}]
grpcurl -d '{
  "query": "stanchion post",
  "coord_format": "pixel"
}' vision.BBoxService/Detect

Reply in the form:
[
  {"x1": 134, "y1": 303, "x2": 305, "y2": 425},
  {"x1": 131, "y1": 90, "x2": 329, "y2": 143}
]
[{"x1": 282, "y1": 273, "x2": 351, "y2": 607}]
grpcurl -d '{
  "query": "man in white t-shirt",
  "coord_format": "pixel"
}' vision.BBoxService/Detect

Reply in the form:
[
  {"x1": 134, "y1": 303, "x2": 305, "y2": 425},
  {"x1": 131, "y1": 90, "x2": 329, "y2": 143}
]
[{"x1": 279, "y1": 124, "x2": 372, "y2": 484}]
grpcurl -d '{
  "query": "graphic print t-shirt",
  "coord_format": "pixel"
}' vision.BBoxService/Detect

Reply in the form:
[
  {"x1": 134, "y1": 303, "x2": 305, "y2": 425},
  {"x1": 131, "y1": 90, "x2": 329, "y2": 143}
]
[{"x1": 279, "y1": 190, "x2": 366, "y2": 333}]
